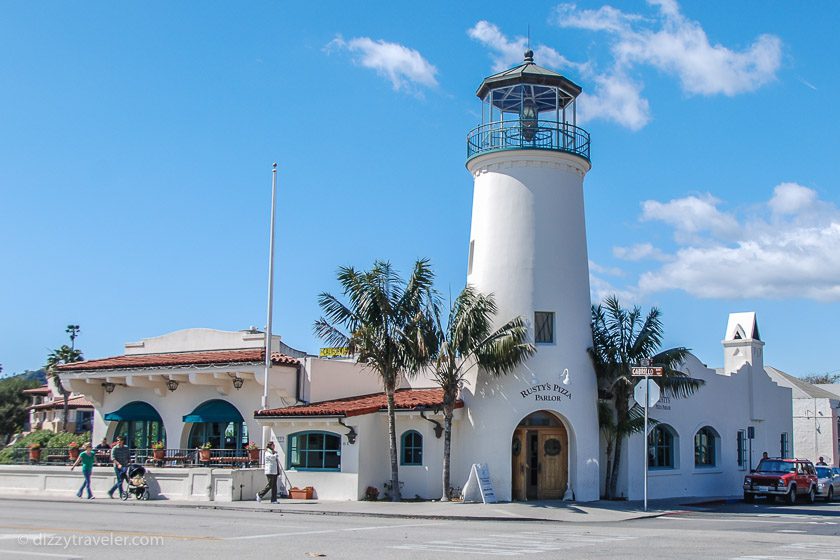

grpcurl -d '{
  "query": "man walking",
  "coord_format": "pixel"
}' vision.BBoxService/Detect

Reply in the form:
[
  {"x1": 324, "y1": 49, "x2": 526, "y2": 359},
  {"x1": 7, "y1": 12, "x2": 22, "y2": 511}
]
[
  {"x1": 256, "y1": 441, "x2": 281, "y2": 503},
  {"x1": 107, "y1": 436, "x2": 130, "y2": 499}
]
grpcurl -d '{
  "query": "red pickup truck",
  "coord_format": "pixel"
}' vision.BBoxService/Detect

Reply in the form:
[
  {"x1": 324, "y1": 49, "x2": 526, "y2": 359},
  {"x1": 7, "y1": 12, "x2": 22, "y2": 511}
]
[{"x1": 743, "y1": 458, "x2": 818, "y2": 504}]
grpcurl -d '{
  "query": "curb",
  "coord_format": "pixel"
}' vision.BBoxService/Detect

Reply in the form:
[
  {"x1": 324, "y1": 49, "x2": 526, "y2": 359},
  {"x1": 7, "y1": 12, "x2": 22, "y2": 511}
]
[{"x1": 0, "y1": 495, "x2": 671, "y2": 524}]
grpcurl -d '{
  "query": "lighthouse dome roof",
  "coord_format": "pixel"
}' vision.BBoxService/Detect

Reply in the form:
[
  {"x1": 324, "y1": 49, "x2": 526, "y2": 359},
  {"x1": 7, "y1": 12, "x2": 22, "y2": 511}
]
[{"x1": 476, "y1": 50, "x2": 582, "y2": 109}]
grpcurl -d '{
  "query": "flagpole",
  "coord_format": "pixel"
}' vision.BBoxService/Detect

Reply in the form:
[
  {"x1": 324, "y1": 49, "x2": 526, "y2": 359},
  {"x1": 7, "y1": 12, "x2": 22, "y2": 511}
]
[{"x1": 261, "y1": 163, "x2": 278, "y2": 445}]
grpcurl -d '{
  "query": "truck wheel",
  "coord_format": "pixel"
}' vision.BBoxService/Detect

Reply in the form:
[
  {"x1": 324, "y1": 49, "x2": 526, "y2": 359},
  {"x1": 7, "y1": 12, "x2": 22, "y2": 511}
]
[
  {"x1": 744, "y1": 493, "x2": 755, "y2": 503},
  {"x1": 826, "y1": 487, "x2": 834, "y2": 502},
  {"x1": 785, "y1": 485, "x2": 797, "y2": 505},
  {"x1": 807, "y1": 485, "x2": 816, "y2": 504}
]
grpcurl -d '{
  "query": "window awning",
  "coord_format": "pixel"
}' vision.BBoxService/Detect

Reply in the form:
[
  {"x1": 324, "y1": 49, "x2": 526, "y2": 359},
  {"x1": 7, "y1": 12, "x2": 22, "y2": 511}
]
[
  {"x1": 183, "y1": 399, "x2": 244, "y2": 423},
  {"x1": 104, "y1": 401, "x2": 162, "y2": 422}
]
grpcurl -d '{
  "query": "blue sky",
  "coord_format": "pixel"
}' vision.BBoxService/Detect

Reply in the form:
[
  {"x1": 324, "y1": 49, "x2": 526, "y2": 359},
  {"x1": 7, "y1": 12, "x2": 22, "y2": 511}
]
[{"x1": 1, "y1": 1, "x2": 838, "y2": 379}]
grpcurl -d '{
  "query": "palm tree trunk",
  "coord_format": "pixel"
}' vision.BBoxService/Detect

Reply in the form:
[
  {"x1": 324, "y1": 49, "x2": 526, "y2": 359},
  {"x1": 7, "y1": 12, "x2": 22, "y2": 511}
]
[
  {"x1": 608, "y1": 395, "x2": 629, "y2": 498},
  {"x1": 440, "y1": 403, "x2": 454, "y2": 501},
  {"x1": 385, "y1": 381, "x2": 401, "y2": 501},
  {"x1": 62, "y1": 391, "x2": 70, "y2": 432},
  {"x1": 609, "y1": 434, "x2": 623, "y2": 499},
  {"x1": 603, "y1": 436, "x2": 614, "y2": 499}
]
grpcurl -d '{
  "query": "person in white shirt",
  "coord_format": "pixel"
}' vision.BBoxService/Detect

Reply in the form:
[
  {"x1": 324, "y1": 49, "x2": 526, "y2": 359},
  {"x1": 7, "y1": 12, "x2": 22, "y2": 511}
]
[{"x1": 256, "y1": 441, "x2": 281, "y2": 503}]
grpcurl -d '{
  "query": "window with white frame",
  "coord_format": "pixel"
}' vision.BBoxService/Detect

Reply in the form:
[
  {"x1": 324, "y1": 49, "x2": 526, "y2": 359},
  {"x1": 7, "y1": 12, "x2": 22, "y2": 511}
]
[{"x1": 780, "y1": 432, "x2": 790, "y2": 459}]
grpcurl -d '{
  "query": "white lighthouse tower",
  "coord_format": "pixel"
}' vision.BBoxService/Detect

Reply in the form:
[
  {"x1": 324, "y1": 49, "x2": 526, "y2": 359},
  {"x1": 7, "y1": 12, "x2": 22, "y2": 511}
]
[{"x1": 458, "y1": 51, "x2": 600, "y2": 501}]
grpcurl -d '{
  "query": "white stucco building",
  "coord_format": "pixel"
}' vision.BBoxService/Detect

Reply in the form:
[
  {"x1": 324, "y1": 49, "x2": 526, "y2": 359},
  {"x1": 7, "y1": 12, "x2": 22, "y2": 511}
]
[{"x1": 764, "y1": 369, "x2": 840, "y2": 466}]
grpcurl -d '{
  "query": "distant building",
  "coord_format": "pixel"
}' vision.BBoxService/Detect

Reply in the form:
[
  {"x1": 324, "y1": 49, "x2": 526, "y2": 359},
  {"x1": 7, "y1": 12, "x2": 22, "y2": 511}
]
[
  {"x1": 23, "y1": 384, "x2": 93, "y2": 434},
  {"x1": 765, "y1": 368, "x2": 840, "y2": 467}
]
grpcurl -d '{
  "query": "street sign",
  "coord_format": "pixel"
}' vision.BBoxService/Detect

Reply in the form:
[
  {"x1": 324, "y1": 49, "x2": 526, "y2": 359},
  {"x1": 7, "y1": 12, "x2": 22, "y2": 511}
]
[
  {"x1": 634, "y1": 379, "x2": 661, "y2": 408},
  {"x1": 631, "y1": 366, "x2": 664, "y2": 377}
]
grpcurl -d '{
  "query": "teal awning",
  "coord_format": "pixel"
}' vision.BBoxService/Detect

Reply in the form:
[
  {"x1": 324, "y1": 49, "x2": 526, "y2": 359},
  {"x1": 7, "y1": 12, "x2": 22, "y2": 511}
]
[
  {"x1": 182, "y1": 399, "x2": 244, "y2": 423},
  {"x1": 104, "y1": 401, "x2": 162, "y2": 422}
]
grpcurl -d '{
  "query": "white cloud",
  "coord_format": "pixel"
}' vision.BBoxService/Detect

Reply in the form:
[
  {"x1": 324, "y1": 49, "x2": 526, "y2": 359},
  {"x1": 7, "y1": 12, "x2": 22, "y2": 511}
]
[
  {"x1": 769, "y1": 182, "x2": 817, "y2": 216},
  {"x1": 553, "y1": 1, "x2": 782, "y2": 97},
  {"x1": 467, "y1": 21, "x2": 578, "y2": 73},
  {"x1": 613, "y1": 243, "x2": 669, "y2": 262},
  {"x1": 326, "y1": 35, "x2": 438, "y2": 92},
  {"x1": 641, "y1": 193, "x2": 740, "y2": 243},
  {"x1": 578, "y1": 73, "x2": 651, "y2": 131},
  {"x1": 625, "y1": 183, "x2": 840, "y2": 301}
]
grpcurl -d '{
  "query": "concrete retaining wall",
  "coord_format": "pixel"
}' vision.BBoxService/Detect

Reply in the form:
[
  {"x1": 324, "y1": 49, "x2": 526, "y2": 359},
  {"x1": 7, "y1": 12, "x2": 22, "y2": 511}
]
[{"x1": 0, "y1": 465, "x2": 265, "y2": 502}]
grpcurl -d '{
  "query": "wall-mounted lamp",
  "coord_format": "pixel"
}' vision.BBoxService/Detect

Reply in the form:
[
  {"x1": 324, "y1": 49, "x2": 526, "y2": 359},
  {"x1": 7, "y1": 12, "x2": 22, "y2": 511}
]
[
  {"x1": 166, "y1": 379, "x2": 179, "y2": 392},
  {"x1": 228, "y1": 373, "x2": 244, "y2": 390},
  {"x1": 337, "y1": 418, "x2": 357, "y2": 444},
  {"x1": 102, "y1": 382, "x2": 116, "y2": 394},
  {"x1": 419, "y1": 408, "x2": 444, "y2": 439}
]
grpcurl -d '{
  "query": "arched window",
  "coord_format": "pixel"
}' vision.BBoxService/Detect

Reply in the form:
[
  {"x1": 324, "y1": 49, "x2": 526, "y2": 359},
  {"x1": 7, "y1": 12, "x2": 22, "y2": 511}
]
[
  {"x1": 648, "y1": 424, "x2": 676, "y2": 469},
  {"x1": 105, "y1": 401, "x2": 166, "y2": 450},
  {"x1": 183, "y1": 399, "x2": 248, "y2": 450},
  {"x1": 288, "y1": 431, "x2": 341, "y2": 471},
  {"x1": 401, "y1": 430, "x2": 423, "y2": 466},
  {"x1": 694, "y1": 426, "x2": 718, "y2": 467}
]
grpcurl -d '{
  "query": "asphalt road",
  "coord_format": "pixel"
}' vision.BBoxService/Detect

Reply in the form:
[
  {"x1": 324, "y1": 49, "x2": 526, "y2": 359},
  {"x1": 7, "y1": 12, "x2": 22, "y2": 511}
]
[{"x1": 0, "y1": 498, "x2": 837, "y2": 560}]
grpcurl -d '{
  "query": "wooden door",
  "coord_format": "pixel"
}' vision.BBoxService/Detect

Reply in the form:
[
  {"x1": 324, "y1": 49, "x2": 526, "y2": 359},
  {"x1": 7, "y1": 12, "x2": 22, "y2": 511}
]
[
  {"x1": 511, "y1": 428, "x2": 527, "y2": 501},
  {"x1": 537, "y1": 428, "x2": 568, "y2": 500}
]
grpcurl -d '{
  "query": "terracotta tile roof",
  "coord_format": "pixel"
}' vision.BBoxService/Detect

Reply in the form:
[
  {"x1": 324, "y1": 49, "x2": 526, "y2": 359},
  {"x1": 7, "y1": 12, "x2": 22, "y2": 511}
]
[
  {"x1": 256, "y1": 388, "x2": 462, "y2": 418},
  {"x1": 28, "y1": 395, "x2": 93, "y2": 411},
  {"x1": 56, "y1": 349, "x2": 299, "y2": 372},
  {"x1": 22, "y1": 385, "x2": 51, "y2": 395}
]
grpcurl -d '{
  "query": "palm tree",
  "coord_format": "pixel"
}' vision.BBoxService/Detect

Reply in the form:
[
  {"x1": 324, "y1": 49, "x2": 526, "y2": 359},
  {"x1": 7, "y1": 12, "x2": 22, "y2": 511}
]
[
  {"x1": 314, "y1": 260, "x2": 436, "y2": 501},
  {"x1": 429, "y1": 286, "x2": 535, "y2": 501},
  {"x1": 46, "y1": 344, "x2": 83, "y2": 432},
  {"x1": 589, "y1": 295, "x2": 703, "y2": 499}
]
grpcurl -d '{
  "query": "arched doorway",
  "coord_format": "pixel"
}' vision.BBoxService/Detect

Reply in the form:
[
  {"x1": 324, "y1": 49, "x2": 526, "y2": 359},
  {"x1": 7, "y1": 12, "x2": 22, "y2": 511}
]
[
  {"x1": 183, "y1": 399, "x2": 248, "y2": 450},
  {"x1": 104, "y1": 401, "x2": 166, "y2": 450},
  {"x1": 511, "y1": 411, "x2": 569, "y2": 500}
]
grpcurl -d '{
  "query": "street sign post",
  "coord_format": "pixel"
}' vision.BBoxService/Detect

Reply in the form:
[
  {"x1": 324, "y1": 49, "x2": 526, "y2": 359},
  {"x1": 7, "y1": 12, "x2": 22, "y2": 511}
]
[{"x1": 633, "y1": 369, "x2": 662, "y2": 512}]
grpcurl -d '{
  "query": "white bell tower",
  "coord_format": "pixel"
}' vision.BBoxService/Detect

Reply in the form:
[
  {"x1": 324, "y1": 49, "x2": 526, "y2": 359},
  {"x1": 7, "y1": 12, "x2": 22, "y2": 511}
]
[{"x1": 458, "y1": 51, "x2": 600, "y2": 502}]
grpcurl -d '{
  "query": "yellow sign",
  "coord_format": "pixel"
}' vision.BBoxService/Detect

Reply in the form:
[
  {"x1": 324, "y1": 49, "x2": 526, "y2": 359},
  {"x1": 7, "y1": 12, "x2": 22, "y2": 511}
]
[{"x1": 319, "y1": 347, "x2": 350, "y2": 358}]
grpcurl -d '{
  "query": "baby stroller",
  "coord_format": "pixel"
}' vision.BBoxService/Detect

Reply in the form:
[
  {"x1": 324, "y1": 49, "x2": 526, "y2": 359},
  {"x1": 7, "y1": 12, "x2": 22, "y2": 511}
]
[{"x1": 122, "y1": 464, "x2": 151, "y2": 500}]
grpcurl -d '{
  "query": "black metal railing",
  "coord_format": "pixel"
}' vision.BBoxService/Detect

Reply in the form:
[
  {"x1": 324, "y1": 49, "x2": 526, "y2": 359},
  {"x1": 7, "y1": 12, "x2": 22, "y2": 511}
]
[
  {"x1": 467, "y1": 120, "x2": 590, "y2": 161},
  {"x1": 11, "y1": 447, "x2": 264, "y2": 468}
]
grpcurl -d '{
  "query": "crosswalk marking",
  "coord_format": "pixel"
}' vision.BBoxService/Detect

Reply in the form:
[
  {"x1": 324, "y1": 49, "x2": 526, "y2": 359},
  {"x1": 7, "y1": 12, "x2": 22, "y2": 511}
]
[{"x1": 392, "y1": 530, "x2": 637, "y2": 556}]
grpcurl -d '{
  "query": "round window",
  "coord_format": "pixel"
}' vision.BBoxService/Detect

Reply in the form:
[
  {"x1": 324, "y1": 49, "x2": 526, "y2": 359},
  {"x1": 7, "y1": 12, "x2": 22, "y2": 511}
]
[
  {"x1": 512, "y1": 437, "x2": 521, "y2": 456},
  {"x1": 544, "y1": 438, "x2": 561, "y2": 456}
]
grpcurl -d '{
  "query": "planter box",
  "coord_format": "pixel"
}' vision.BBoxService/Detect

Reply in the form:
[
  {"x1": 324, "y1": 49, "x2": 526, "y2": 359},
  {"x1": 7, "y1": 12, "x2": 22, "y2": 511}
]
[{"x1": 289, "y1": 486, "x2": 314, "y2": 500}]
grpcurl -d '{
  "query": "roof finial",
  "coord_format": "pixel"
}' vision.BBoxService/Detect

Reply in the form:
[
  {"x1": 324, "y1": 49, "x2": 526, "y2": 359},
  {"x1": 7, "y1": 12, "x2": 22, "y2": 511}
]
[{"x1": 524, "y1": 49, "x2": 534, "y2": 63}]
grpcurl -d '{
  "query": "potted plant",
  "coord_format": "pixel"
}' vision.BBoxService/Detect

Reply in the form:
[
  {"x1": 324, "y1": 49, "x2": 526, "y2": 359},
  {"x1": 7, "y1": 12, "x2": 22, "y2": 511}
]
[
  {"x1": 289, "y1": 486, "x2": 314, "y2": 500},
  {"x1": 68, "y1": 441, "x2": 80, "y2": 461},
  {"x1": 245, "y1": 441, "x2": 260, "y2": 462},
  {"x1": 152, "y1": 441, "x2": 166, "y2": 460},
  {"x1": 198, "y1": 442, "x2": 212, "y2": 462},
  {"x1": 28, "y1": 442, "x2": 42, "y2": 463}
]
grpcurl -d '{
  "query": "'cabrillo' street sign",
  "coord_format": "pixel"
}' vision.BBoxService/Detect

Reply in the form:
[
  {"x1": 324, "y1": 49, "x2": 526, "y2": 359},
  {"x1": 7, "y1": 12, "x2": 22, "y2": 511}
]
[{"x1": 631, "y1": 366, "x2": 663, "y2": 377}]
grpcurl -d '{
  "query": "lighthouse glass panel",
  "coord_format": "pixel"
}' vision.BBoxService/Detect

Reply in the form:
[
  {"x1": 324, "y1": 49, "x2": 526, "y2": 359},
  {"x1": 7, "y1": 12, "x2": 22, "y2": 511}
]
[{"x1": 535, "y1": 312, "x2": 555, "y2": 344}]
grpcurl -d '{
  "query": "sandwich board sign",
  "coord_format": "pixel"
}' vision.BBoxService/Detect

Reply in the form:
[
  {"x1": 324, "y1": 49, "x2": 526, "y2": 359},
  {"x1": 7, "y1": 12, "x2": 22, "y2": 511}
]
[{"x1": 461, "y1": 463, "x2": 497, "y2": 503}]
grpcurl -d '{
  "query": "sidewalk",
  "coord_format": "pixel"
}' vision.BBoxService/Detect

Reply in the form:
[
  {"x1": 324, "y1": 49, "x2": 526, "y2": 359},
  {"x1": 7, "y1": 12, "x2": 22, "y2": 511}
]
[{"x1": 0, "y1": 493, "x2": 728, "y2": 523}]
